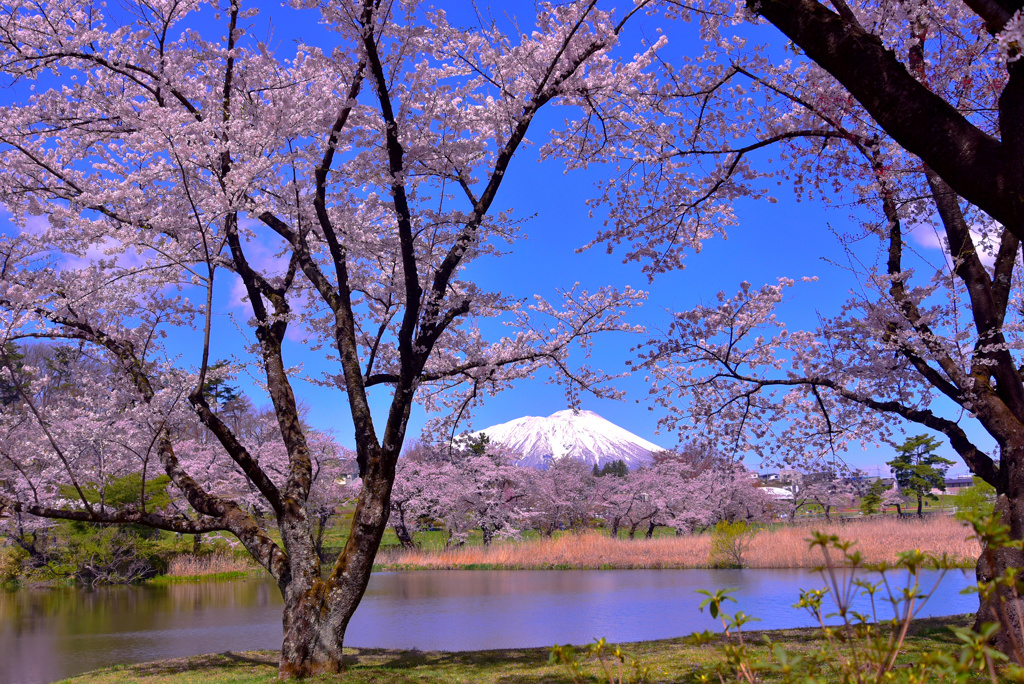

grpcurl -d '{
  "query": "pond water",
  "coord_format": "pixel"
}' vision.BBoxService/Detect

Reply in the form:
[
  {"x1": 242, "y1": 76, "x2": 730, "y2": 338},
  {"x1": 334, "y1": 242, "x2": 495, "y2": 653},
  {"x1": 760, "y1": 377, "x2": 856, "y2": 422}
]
[{"x1": 0, "y1": 568, "x2": 976, "y2": 684}]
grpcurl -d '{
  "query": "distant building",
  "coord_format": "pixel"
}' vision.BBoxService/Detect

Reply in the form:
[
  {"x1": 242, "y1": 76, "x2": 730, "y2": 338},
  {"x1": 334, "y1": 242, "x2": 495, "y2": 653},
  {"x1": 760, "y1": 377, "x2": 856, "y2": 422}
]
[
  {"x1": 779, "y1": 469, "x2": 804, "y2": 486},
  {"x1": 935, "y1": 476, "x2": 974, "y2": 495}
]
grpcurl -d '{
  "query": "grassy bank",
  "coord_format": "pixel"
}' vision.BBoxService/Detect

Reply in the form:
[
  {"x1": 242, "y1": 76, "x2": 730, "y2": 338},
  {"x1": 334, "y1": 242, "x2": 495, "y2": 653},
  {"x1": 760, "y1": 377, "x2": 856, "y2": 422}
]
[
  {"x1": 376, "y1": 516, "x2": 980, "y2": 570},
  {"x1": 146, "y1": 553, "x2": 264, "y2": 585},
  {"x1": 57, "y1": 614, "x2": 977, "y2": 683}
]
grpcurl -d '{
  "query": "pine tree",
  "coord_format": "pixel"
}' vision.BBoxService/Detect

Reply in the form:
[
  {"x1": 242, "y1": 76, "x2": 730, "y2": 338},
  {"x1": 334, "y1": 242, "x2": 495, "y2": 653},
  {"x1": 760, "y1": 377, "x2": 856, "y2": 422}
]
[{"x1": 887, "y1": 435, "x2": 956, "y2": 518}]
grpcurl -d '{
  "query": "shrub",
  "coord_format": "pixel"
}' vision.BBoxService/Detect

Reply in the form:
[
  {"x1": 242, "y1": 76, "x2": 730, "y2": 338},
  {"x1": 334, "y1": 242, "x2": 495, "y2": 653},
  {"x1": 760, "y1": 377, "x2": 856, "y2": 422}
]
[
  {"x1": 38, "y1": 521, "x2": 161, "y2": 586},
  {"x1": 708, "y1": 521, "x2": 755, "y2": 569},
  {"x1": 859, "y1": 479, "x2": 887, "y2": 515},
  {"x1": 953, "y1": 477, "x2": 996, "y2": 523},
  {"x1": 0, "y1": 545, "x2": 25, "y2": 584}
]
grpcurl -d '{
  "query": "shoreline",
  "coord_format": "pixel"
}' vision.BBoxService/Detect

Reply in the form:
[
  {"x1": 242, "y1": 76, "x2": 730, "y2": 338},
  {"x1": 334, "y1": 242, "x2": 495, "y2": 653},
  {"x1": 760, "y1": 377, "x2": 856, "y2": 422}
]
[{"x1": 57, "y1": 613, "x2": 976, "y2": 683}]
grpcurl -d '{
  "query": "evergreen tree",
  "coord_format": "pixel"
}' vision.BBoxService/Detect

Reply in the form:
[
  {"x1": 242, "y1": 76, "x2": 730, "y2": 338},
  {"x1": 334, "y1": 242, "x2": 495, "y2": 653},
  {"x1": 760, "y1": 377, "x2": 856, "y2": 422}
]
[
  {"x1": 887, "y1": 435, "x2": 956, "y2": 518},
  {"x1": 859, "y1": 479, "x2": 886, "y2": 516},
  {"x1": 202, "y1": 360, "x2": 241, "y2": 406},
  {"x1": 0, "y1": 343, "x2": 26, "y2": 406},
  {"x1": 598, "y1": 459, "x2": 628, "y2": 477}
]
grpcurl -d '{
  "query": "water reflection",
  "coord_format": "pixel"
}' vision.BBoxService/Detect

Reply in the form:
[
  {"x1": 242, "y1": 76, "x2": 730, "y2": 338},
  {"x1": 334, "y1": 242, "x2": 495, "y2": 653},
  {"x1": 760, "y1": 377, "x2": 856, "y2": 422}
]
[
  {"x1": 0, "y1": 568, "x2": 975, "y2": 684},
  {"x1": 0, "y1": 580, "x2": 284, "y2": 684}
]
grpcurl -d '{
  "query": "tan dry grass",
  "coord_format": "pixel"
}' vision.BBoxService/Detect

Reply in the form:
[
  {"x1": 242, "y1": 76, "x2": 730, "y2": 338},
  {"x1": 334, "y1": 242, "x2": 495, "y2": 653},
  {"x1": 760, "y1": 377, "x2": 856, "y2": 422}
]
[
  {"x1": 377, "y1": 515, "x2": 980, "y2": 570},
  {"x1": 745, "y1": 515, "x2": 979, "y2": 568},
  {"x1": 166, "y1": 553, "x2": 256, "y2": 577}
]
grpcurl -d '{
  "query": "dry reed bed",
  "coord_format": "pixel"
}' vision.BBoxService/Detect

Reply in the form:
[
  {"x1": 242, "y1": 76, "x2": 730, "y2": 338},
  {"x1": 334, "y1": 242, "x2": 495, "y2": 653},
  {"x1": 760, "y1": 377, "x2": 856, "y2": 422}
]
[
  {"x1": 166, "y1": 553, "x2": 256, "y2": 577},
  {"x1": 377, "y1": 516, "x2": 980, "y2": 570}
]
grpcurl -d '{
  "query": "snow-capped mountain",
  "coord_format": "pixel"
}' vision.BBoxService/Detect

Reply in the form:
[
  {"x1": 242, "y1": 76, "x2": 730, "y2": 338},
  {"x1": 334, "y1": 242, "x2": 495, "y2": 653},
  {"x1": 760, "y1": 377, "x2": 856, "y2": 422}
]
[{"x1": 471, "y1": 409, "x2": 663, "y2": 469}]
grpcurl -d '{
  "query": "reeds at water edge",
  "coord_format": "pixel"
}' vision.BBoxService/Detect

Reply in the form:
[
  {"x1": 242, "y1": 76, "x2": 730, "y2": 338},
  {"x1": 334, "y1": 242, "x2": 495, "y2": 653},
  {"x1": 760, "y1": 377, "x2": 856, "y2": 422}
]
[
  {"x1": 166, "y1": 553, "x2": 257, "y2": 577},
  {"x1": 377, "y1": 515, "x2": 980, "y2": 570}
]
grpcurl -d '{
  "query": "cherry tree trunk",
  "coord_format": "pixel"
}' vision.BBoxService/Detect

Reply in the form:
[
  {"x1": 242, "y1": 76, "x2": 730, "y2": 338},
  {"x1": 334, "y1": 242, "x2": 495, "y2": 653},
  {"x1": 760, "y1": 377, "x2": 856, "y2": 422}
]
[
  {"x1": 974, "y1": 453, "x2": 1024, "y2": 661},
  {"x1": 279, "y1": 581, "x2": 346, "y2": 676},
  {"x1": 391, "y1": 507, "x2": 416, "y2": 550},
  {"x1": 276, "y1": 446, "x2": 397, "y2": 677}
]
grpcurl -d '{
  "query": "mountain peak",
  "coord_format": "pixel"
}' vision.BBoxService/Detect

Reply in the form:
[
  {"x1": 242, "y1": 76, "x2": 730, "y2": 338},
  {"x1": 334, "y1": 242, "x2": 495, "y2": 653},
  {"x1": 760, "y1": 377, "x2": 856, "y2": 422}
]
[{"x1": 471, "y1": 409, "x2": 662, "y2": 469}]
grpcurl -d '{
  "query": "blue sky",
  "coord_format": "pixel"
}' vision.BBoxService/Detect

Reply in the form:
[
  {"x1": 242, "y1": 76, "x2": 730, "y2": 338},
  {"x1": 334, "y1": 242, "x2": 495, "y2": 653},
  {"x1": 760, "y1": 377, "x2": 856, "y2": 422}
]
[
  {"x1": 1, "y1": 0, "x2": 985, "y2": 477},
  {"x1": 257, "y1": 0, "x2": 982, "y2": 475}
]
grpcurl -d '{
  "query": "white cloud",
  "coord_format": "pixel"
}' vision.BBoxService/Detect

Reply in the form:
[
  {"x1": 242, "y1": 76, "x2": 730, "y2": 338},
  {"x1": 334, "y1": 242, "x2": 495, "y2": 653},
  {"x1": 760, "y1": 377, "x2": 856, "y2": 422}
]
[{"x1": 909, "y1": 221, "x2": 1001, "y2": 269}]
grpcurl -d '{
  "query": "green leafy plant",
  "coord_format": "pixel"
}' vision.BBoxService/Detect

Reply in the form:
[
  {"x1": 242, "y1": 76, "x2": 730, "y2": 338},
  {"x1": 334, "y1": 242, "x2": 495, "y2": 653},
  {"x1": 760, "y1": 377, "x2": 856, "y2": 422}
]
[
  {"x1": 39, "y1": 521, "x2": 162, "y2": 586},
  {"x1": 549, "y1": 638, "x2": 651, "y2": 684}
]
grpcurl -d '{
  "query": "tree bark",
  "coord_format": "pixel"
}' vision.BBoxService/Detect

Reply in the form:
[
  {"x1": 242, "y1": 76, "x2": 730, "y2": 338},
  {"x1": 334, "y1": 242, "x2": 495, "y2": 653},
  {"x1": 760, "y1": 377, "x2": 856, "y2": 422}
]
[
  {"x1": 973, "y1": 488, "x2": 1024, "y2": 663},
  {"x1": 276, "y1": 443, "x2": 397, "y2": 677},
  {"x1": 279, "y1": 581, "x2": 345, "y2": 677}
]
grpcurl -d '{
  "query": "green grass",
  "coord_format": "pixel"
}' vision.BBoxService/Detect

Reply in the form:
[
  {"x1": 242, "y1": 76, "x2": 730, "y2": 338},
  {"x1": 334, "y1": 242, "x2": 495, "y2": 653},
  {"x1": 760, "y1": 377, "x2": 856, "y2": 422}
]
[
  {"x1": 56, "y1": 614, "x2": 983, "y2": 683},
  {"x1": 146, "y1": 570, "x2": 262, "y2": 585}
]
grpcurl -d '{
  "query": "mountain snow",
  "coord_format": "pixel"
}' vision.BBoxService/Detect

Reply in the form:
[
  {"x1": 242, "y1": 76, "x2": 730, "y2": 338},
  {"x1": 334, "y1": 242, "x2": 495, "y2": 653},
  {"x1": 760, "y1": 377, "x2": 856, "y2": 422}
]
[{"x1": 471, "y1": 409, "x2": 663, "y2": 469}]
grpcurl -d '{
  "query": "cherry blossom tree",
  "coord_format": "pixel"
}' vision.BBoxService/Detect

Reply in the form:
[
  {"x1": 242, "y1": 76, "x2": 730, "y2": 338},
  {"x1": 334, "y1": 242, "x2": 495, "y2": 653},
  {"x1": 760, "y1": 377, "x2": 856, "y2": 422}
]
[
  {"x1": 596, "y1": 458, "x2": 770, "y2": 537},
  {"x1": 450, "y1": 445, "x2": 533, "y2": 546},
  {"x1": 598, "y1": 468, "x2": 649, "y2": 537},
  {"x1": 388, "y1": 456, "x2": 445, "y2": 549},
  {"x1": 558, "y1": 0, "x2": 1024, "y2": 652},
  {"x1": 528, "y1": 458, "x2": 605, "y2": 535},
  {"x1": 804, "y1": 474, "x2": 857, "y2": 521},
  {"x1": 0, "y1": 0, "x2": 655, "y2": 675},
  {"x1": 662, "y1": 463, "x2": 773, "y2": 531},
  {"x1": 618, "y1": 466, "x2": 661, "y2": 538},
  {"x1": 881, "y1": 485, "x2": 909, "y2": 517}
]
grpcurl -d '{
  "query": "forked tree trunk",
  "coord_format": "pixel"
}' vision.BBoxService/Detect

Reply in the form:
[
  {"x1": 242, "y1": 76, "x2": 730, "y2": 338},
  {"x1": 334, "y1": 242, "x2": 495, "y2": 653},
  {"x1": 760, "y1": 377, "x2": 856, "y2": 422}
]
[
  {"x1": 276, "y1": 442, "x2": 398, "y2": 677},
  {"x1": 279, "y1": 580, "x2": 344, "y2": 676}
]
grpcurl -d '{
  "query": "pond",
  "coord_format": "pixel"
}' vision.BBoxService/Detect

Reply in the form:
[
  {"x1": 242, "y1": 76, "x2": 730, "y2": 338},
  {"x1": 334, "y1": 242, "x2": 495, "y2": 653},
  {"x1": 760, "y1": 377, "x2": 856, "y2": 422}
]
[{"x1": 0, "y1": 568, "x2": 976, "y2": 684}]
